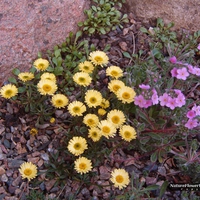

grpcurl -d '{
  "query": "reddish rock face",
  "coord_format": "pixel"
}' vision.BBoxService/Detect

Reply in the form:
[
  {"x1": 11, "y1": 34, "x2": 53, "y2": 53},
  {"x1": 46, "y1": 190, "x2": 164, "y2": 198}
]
[
  {"x1": 0, "y1": 0, "x2": 89, "y2": 83},
  {"x1": 126, "y1": 0, "x2": 200, "y2": 31}
]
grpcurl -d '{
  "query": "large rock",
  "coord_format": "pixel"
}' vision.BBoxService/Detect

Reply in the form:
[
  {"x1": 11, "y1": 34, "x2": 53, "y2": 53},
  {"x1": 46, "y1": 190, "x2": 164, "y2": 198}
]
[
  {"x1": 0, "y1": 0, "x2": 89, "y2": 83},
  {"x1": 127, "y1": 0, "x2": 200, "y2": 31}
]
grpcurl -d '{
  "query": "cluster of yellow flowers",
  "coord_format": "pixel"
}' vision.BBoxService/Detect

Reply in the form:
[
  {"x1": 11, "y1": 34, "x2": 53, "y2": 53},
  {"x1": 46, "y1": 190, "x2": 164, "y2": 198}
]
[{"x1": 0, "y1": 51, "x2": 136, "y2": 190}]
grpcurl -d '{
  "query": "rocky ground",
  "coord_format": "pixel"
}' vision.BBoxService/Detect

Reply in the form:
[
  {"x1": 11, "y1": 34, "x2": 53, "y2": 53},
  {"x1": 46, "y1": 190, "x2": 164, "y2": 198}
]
[{"x1": 0, "y1": 11, "x2": 200, "y2": 200}]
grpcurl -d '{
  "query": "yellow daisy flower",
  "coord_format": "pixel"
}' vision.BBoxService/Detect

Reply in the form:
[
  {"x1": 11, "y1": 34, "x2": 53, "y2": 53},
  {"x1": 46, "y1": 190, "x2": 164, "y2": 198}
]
[
  {"x1": 73, "y1": 72, "x2": 92, "y2": 87},
  {"x1": 100, "y1": 98, "x2": 110, "y2": 109},
  {"x1": 68, "y1": 101, "x2": 86, "y2": 116},
  {"x1": 78, "y1": 61, "x2": 94, "y2": 73},
  {"x1": 30, "y1": 128, "x2": 38, "y2": 136},
  {"x1": 41, "y1": 73, "x2": 56, "y2": 82},
  {"x1": 98, "y1": 120, "x2": 116, "y2": 138},
  {"x1": 50, "y1": 117, "x2": 56, "y2": 123},
  {"x1": 85, "y1": 90, "x2": 103, "y2": 108},
  {"x1": 107, "y1": 109, "x2": 126, "y2": 128},
  {"x1": 98, "y1": 108, "x2": 106, "y2": 116},
  {"x1": 110, "y1": 169, "x2": 130, "y2": 190},
  {"x1": 108, "y1": 80, "x2": 125, "y2": 94},
  {"x1": 89, "y1": 50, "x2": 109, "y2": 67},
  {"x1": 51, "y1": 94, "x2": 69, "y2": 108},
  {"x1": 33, "y1": 58, "x2": 49, "y2": 71},
  {"x1": 119, "y1": 125, "x2": 137, "y2": 142},
  {"x1": 0, "y1": 84, "x2": 18, "y2": 99},
  {"x1": 106, "y1": 66, "x2": 123, "y2": 79},
  {"x1": 83, "y1": 114, "x2": 99, "y2": 127},
  {"x1": 67, "y1": 136, "x2": 88, "y2": 156},
  {"x1": 18, "y1": 72, "x2": 34, "y2": 82},
  {"x1": 74, "y1": 157, "x2": 92, "y2": 174},
  {"x1": 19, "y1": 162, "x2": 37, "y2": 181},
  {"x1": 88, "y1": 127, "x2": 102, "y2": 142},
  {"x1": 116, "y1": 86, "x2": 136, "y2": 104},
  {"x1": 37, "y1": 79, "x2": 57, "y2": 95}
]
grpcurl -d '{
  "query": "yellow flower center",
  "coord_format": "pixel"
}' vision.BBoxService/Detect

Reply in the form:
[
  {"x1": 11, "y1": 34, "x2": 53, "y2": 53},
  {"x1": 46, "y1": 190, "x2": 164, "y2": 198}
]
[
  {"x1": 87, "y1": 119, "x2": 94, "y2": 125},
  {"x1": 73, "y1": 106, "x2": 80, "y2": 113},
  {"x1": 113, "y1": 85, "x2": 120, "y2": 92},
  {"x1": 83, "y1": 66, "x2": 89, "y2": 70},
  {"x1": 5, "y1": 90, "x2": 12, "y2": 96},
  {"x1": 90, "y1": 97, "x2": 97, "y2": 104},
  {"x1": 92, "y1": 132, "x2": 97, "y2": 137},
  {"x1": 94, "y1": 56, "x2": 103, "y2": 62},
  {"x1": 24, "y1": 169, "x2": 32, "y2": 176},
  {"x1": 38, "y1": 63, "x2": 45, "y2": 68},
  {"x1": 74, "y1": 143, "x2": 81, "y2": 150},
  {"x1": 23, "y1": 76, "x2": 29, "y2": 79},
  {"x1": 116, "y1": 175, "x2": 124, "y2": 183},
  {"x1": 102, "y1": 126, "x2": 110, "y2": 133},
  {"x1": 122, "y1": 92, "x2": 130, "y2": 99},
  {"x1": 111, "y1": 116, "x2": 120, "y2": 124},
  {"x1": 56, "y1": 100, "x2": 63, "y2": 105},
  {"x1": 124, "y1": 131, "x2": 131, "y2": 138},
  {"x1": 111, "y1": 71, "x2": 118, "y2": 76},
  {"x1": 79, "y1": 163, "x2": 86, "y2": 170},
  {"x1": 42, "y1": 84, "x2": 52, "y2": 92},
  {"x1": 78, "y1": 77, "x2": 86, "y2": 83}
]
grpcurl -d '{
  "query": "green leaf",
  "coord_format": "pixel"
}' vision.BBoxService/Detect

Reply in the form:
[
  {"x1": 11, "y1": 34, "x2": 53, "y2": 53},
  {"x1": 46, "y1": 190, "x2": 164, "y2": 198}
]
[
  {"x1": 150, "y1": 151, "x2": 158, "y2": 162},
  {"x1": 12, "y1": 68, "x2": 20, "y2": 76},
  {"x1": 18, "y1": 87, "x2": 26, "y2": 93},
  {"x1": 99, "y1": 27, "x2": 106, "y2": 34},
  {"x1": 166, "y1": 77, "x2": 174, "y2": 89},
  {"x1": 122, "y1": 52, "x2": 132, "y2": 59},
  {"x1": 148, "y1": 132, "x2": 162, "y2": 141},
  {"x1": 54, "y1": 66, "x2": 63, "y2": 76},
  {"x1": 88, "y1": 27, "x2": 95, "y2": 34},
  {"x1": 8, "y1": 77, "x2": 17, "y2": 84},
  {"x1": 54, "y1": 49, "x2": 61, "y2": 58},
  {"x1": 159, "y1": 181, "x2": 169, "y2": 198},
  {"x1": 143, "y1": 184, "x2": 159, "y2": 191},
  {"x1": 74, "y1": 31, "x2": 82, "y2": 44},
  {"x1": 140, "y1": 27, "x2": 148, "y2": 34}
]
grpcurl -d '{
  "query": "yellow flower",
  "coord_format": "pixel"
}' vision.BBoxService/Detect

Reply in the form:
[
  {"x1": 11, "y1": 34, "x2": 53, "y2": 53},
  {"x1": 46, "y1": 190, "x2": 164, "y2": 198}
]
[
  {"x1": 30, "y1": 128, "x2": 38, "y2": 136},
  {"x1": 51, "y1": 94, "x2": 69, "y2": 108},
  {"x1": 119, "y1": 125, "x2": 137, "y2": 142},
  {"x1": 41, "y1": 73, "x2": 56, "y2": 82},
  {"x1": 37, "y1": 79, "x2": 57, "y2": 95},
  {"x1": 67, "y1": 136, "x2": 88, "y2": 156},
  {"x1": 68, "y1": 101, "x2": 86, "y2": 116},
  {"x1": 116, "y1": 86, "x2": 136, "y2": 104},
  {"x1": 107, "y1": 109, "x2": 126, "y2": 128},
  {"x1": 19, "y1": 162, "x2": 37, "y2": 181},
  {"x1": 106, "y1": 66, "x2": 123, "y2": 79},
  {"x1": 89, "y1": 50, "x2": 109, "y2": 67},
  {"x1": 88, "y1": 127, "x2": 102, "y2": 142},
  {"x1": 85, "y1": 90, "x2": 102, "y2": 108},
  {"x1": 78, "y1": 61, "x2": 94, "y2": 73},
  {"x1": 110, "y1": 169, "x2": 130, "y2": 190},
  {"x1": 100, "y1": 98, "x2": 110, "y2": 109},
  {"x1": 98, "y1": 108, "x2": 106, "y2": 116},
  {"x1": 98, "y1": 120, "x2": 116, "y2": 138},
  {"x1": 33, "y1": 58, "x2": 49, "y2": 71},
  {"x1": 73, "y1": 72, "x2": 92, "y2": 87},
  {"x1": 50, "y1": 117, "x2": 56, "y2": 123},
  {"x1": 74, "y1": 157, "x2": 92, "y2": 174},
  {"x1": 0, "y1": 84, "x2": 18, "y2": 99},
  {"x1": 18, "y1": 72, "x2": 34, "y2": 82},
  {"x1": 83, "y1": 114, "x2": 99, "y2": 127},
  {"x1": 108, "y1": 80, "x2": 125, "y2": 94}
]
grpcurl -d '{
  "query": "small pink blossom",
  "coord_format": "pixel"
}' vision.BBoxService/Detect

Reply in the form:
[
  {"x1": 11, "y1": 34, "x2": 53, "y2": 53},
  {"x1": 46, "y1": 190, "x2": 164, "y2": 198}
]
[
  {"x1": 186, "y1": 64, "x2": 195, "y2": 74},
  {"x1": 197, "y1": 43, "x2": 200, "y2": 50},
  {"x1": 193, "y1": 67, "x2": 200, "y2": 76},
  {"x1": 171, "y1": 67, "x2": 178, "y2": 77},
  {"x1": 186, "y1": 110, "x2": 196, "y2": 119},
  {"x1": 184, "y1": 119, "x2": 198, "y2": 129},
  {"x1": 175, "y1": 94, "x2": 186, "y2": 107},
  {"x1": 166, "y1": 97, "x2": 176, "y2": 110},
  {"x1": 139, "y1": 84, "x2": 150, "y2": 90},
  {"x1": 134, "y1": 95, "x2": 146, "y2": 108},
  {"x1": 176, "y1": 67, "x2": 189, "y2": 80},
  {"x1": 169, "y1": 56, "x2": 177, "y2": 63},
  {"x1": 159, "y1": 93, "x2": 169, "y2": 106},
  {"x1": 151, "y1": 89, "x2": 159, "y2": 105},
  {"x1": 143, "y1": 100, "x2": 153, "y2": 108},
  {"x1": 192, "y1": 104, "x2": 200, "y2": 116}
]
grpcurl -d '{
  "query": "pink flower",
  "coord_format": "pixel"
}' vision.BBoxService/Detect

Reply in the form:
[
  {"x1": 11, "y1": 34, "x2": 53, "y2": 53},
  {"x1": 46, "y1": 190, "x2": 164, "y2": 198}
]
[
  {"x1": 139, "y1": 84, "x2": 150, "y2": 90},
  {"x1": 159, "y1": 93, "x2": 169, "y2": 106},
  {"x1": 186, "y1": 64, "x2": 195, "y2": 74},
  {"x1": 134, "y1": 95, "x2": 146, "y2": 108},
  {"x1": 169, "y1": 56, "x2": 177, "y2": 63},
  {"x1": 143, "y1": 100, "x2": 152, "y2": 108},
  {"x1": 186, "y1": 110, "x2": 196, "y2": 119},
  {"x1": 176, "y1": 67, "x2": 189, "y2": 80},
  {"x1": 197, "y1": 43, "x2": 200, "y2": 50},
  {"x1": 184, "y1": 119, "x2": 198, "y2": 129},
  {"x1": 192, "y1": 104, "x2": 200, "y2": 116},
  {"x1": 193, "y1": 67, "x2": 200, "y2": 76},
  {"x1": 166, "y1": 97, "x2": 176, "y2": 110},
  {"x1": 151, "y1": 89, "x2": 159, "y2": 105},
  {"x1": 171, "y1": 67, "x2": 178, "y2": 77},
  {"x1": 175, "y1": 94, "x2": 186, "y2": 107}
]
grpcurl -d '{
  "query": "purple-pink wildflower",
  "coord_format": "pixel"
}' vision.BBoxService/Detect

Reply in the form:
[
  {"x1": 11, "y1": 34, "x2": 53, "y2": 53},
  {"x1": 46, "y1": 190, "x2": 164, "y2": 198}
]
[
  {"x1": 186, "y1": 110, "x2": 196, "y2": 119},
  {"x1": 193, "y1": 67, "x2": 200, "y2": 76},
  {"x1": 175, "y1": 94, "x2": 186, "y2": 107},
  {"x1": 151, "y1": 89, "x2": 159, "y2": 105},
  {"x1": 192, "y1": 104, "x2": 200, "y2": 116},
  {"x1": 139, "y1": 84, "x2": 150, "y2": 90},
  {"x1": 159, "y1": 93, "x2": 169, "y2": 106},
  {"x1": 171, "y1": 67, "x2": 178, "y2": 77},
  {"x1": 197, "y1": 43, "x2": 200, "y2": 50},
  {"x1": 176, "y1": 67, "x2": 189, "y2": 80},
  {"x1": 186, "y1": 64, "x2": 195, "y2": 74},
  {"x1": 134, "y1": 95, "x2": 146, "y2": 108},
  {"x1": 166, "y1": 97, "x2": 176, "y2": 110},
  {"x1": 184, "y1": 119, "x2": 198, "y2": 129},
  {"x1": 169, "y1": 56, "x2": 177, "y2": 64}
]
